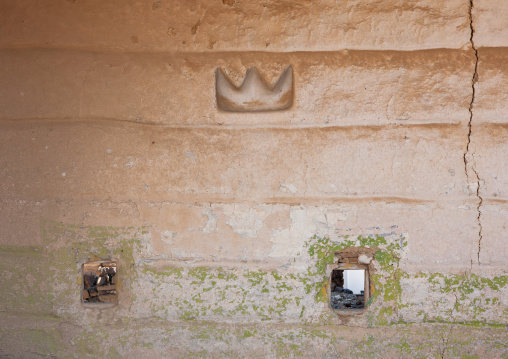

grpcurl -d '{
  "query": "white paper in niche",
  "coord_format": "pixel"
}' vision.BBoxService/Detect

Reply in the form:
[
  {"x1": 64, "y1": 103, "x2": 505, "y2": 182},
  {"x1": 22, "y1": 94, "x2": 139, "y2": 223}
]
[{"x1": 343, "y1": 270, "x2": 365, "y2": 295}]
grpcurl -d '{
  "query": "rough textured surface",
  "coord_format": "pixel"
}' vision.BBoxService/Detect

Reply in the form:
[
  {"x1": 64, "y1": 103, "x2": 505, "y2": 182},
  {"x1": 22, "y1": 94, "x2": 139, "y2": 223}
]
[
  {"x1": 0, "y1": 199, "x2": 480, "y2": 267},
  {"x1": 1, "y1": 314, "x2": 506, "y2": 359},
  {"x1": 474, "y1": 49, "x2": 508, "y2": 124},
  {"x1": 0, "y1": 49, "x2": 474, "y2": 125},
  {"x1": 0, "y1": 122, "x2": 470, "y2": 201},
  {"x1": 0, "y1": 0, "x2": 507, "y2": 358},
  {"x1": 473, "y1": 0, "x2": 508, "y2": 47},
  {"x1": 0, "y1": 0, "x2": 471, "y2": 51}
]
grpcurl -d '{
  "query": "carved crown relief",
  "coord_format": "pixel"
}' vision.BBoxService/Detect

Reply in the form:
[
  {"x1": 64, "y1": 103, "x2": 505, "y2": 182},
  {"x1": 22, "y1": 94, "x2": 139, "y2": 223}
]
[{"x1": 215, "y1": 66, "x2": 293, "y2": 112}]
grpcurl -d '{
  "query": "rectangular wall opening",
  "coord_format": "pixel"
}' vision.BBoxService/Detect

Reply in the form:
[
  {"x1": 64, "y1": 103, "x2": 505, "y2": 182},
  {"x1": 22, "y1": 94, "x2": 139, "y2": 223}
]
[
  {"x1": 330, "y1": 269, "x2": 366, "y2": 310},
  {"x1": 82, "y1": 261, "x2": 117, "y2": 305}
]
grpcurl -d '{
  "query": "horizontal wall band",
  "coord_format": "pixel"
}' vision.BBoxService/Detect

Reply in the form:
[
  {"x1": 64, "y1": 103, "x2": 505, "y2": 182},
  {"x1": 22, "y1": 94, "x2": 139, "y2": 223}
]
[
  {"x1": 0, "y1": 47, "x2": 475, "y2": 126},
  {"x1": 0, "y1": 116, "x2": 466, "y2": 131}
]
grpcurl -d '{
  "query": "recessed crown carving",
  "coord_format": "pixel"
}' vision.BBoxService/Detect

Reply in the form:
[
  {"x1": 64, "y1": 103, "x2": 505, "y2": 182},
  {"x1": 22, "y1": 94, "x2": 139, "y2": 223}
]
[{"x1": 216, "y1": 66, "x2": 293, "y2": 112}]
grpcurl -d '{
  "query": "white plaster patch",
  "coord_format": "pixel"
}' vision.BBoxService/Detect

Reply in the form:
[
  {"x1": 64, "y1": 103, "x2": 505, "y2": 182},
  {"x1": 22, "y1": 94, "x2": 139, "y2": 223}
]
[
  {"x1": 160, "y1": 230, "x2": 177, "y2": 244},
  {"x1": 279, "y1": 182, "x2": 298, "y2": 194},
  {"x1": 170, "y1": 248, "x2": 204, "y2": 260},
  {"x1": 443, "y1": 182, "x2": 455, "y2": 193},
  {"x1": 201, "y1": 208, "x2": 218, "y2": 233},
  {"x1": 290, "y1": 206, "x2": 329, "y2": 239},
  {"x1": 267, "y1": 228, "x2": 294, "y2": 258},
  {"x1": 223, "y1": 204, "x2": 265, "y2": 238},
  {"x1": 325, "y1": 211, "x2": 348, "y2": 225},
  {"x1": 268, "y1": 206, "x2": 328, "y2": 259}
]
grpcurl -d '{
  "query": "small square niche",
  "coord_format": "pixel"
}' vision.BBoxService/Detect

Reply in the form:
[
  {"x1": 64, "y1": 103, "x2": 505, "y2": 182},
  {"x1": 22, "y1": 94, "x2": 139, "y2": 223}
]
[
  {"x1": 82, "y1": 261, "x2": 117, "y2": 305},
  {"x1": 328, "y1": 247, "x2": 375, "y2": 315},
  {"x1": 330, "y1": 268, "x2": 367, "y2": 311}
]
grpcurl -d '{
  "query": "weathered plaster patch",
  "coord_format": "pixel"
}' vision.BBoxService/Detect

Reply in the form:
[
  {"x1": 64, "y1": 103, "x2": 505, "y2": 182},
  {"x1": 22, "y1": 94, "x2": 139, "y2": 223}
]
[
  {"x1": 223, "y1": 204, "x2": 265, "y2": 238},
  {"x1": 279, "y1": 182, "x2": 298, "y2": 194},
  {"x1": 160, "y1": 230, "x2": 177, "y2": 244},
  {"x1": 0, "y1": 221, "x2": 505, "y2": 335},
  {"x1": 325, "y1": 211, "x2": 348, "y2": 226},
  {"x1": 200, "y1": 208, "x2": 218, "y2": 233}
]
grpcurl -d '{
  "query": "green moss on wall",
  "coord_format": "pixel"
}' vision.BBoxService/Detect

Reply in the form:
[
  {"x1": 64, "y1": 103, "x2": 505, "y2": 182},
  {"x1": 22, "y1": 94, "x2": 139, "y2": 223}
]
[
  {"x1": 1, "y1": 220, "x2": 506, "y2": 346},
  {"x1": 0, "y1": 219, "x2": 142, "y2": 315}
]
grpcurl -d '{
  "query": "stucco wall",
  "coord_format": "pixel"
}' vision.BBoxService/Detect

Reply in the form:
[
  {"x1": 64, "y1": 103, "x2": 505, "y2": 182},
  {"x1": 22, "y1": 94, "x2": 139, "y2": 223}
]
[{"x1": 0, "y1": 1, "x2": 507, "y2": 358}]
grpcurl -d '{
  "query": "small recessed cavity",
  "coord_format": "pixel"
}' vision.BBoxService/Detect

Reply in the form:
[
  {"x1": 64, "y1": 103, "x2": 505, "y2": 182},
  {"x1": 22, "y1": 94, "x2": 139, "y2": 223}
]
[
  {"x1": 82, "y1": 261, "x2": 117, "y2": 304},
  {"x1": 330, "y1": 269, "x2": 366, "y2": 310}
]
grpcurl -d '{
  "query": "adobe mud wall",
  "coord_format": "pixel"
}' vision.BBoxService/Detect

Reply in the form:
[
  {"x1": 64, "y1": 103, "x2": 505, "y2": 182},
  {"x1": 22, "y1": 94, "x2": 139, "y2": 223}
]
[{"x1": 0, "y1": 1, "x2": 507, "y2": 358}]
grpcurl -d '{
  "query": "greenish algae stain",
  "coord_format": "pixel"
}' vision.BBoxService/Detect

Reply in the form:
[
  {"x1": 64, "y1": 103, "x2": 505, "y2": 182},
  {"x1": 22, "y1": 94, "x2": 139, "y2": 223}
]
[
  {"x1": 2, "y1": 222, "x2": 508, "y2": 357},
  {"x1": 305, "y1": 235, "x2": 508, "y2": 327},
  {"x1": 3, "y1": 319, "x2": 507, "y2": 358},
  {"x1": 0, "y1": 219, "x2": 142, "y2": 315},
  {"x1": 134, "y1": 235, "x2": 400, "y2": 323},
  {"x1": 22, "y1": 329, "x2": 64, "y2": 357},
  {"x1": 3, "y1": 223, "x2": 507, "y2": 328},
  {"x1": 304, "y1": 234, "x2": 407, "y2": 318},
  {"x1": 132, "y1": 233, "x2": 508, "y2": 327}
]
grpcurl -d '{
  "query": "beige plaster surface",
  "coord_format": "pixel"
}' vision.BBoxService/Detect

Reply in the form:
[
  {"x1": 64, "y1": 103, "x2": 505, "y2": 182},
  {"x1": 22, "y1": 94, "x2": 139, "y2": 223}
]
[
  {"x1": 0, "y1": 122, "x2": 469, "y2": 202},
  {"x1": 0, "y1": 0, "x2": 507, "y2": 357},
  {"x1": 473, "y1": 0, "x2": 508, "y2": 47},
  {"x1": 474, "y1": 49, "x2": 508, "y2": 123},
  {"x1": 0, "y1": 0, "x2": 471, "y2": 51},
  {"x1": 0, "y1": 49, "x2": 474, "y2": 125},
  {"x1": 0, "y1": 198, "x2": 480, "y2": 268}
]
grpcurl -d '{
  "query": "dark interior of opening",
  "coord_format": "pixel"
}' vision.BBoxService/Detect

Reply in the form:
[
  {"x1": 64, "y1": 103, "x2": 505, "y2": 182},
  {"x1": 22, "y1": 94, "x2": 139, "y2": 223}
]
[
  {"x1": 83, "y1": 262, "x2": 117, "y2": 304},
  {"x1": 330, "y1": 269, "x2": 365, "y2": 310}
]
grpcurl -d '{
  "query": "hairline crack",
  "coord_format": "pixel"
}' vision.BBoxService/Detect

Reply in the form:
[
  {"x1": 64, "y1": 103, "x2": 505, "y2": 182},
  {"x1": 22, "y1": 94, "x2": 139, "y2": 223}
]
[{"x1": 464, "y1": 0, "x2": 483, "y2": 265}]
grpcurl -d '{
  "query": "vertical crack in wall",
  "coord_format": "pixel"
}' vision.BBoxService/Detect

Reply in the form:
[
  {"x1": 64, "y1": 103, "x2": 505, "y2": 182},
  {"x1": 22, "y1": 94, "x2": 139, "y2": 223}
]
[{"x1": 464, "y1": 0, "x2": 483, "y2": 265}]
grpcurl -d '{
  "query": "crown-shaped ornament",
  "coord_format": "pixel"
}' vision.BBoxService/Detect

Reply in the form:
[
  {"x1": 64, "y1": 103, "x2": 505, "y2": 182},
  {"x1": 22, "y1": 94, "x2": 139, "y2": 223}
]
[{"x1": 215, "y1": 66, "x2": 293, "y2": 112}]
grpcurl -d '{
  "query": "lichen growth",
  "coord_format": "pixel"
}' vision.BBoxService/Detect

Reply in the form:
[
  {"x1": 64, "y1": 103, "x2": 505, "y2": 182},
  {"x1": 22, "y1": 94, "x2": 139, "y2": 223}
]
[
  {"x1": 0, "y1": 219, "x2": 142, "y2": 316},
  {"x1": 304, "y1": 234, "x2": 507, "y2": 327},
  {"x1": 305, "y1": 234, "x2": 407, "y2": 324},
  {"x1": 1, "y1": 220, "x2": 506, "y2": 359}
]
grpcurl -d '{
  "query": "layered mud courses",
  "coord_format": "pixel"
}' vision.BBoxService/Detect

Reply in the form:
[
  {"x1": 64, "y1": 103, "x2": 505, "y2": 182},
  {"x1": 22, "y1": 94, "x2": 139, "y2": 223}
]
[
  {"x1": 1, "y1": 0, "x2": 508, "y2": 357},
  {"x1": 0, "y1": 199, "x2": 482, "y2": 267}
]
